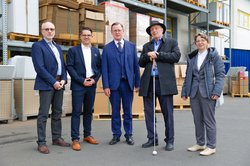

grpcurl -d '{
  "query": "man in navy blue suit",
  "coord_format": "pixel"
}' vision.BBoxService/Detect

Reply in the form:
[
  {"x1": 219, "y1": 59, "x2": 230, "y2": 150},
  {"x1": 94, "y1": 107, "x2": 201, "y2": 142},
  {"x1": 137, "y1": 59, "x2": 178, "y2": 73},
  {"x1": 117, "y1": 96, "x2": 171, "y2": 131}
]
[
  {"x1": 66, "y1": 27, "x2": 101, "y2": 151},
  {"x1": 102, "y1": 22, "x2": 140, "y2": 145},
  {"x1": 32, "y1": 21, "x2": 70, "y2": 154}
]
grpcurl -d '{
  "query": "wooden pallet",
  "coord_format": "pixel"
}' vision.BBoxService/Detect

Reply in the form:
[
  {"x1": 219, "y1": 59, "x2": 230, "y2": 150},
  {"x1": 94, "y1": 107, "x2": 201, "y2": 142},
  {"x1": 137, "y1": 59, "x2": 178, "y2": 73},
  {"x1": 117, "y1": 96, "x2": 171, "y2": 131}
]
[
  {"x1": 54, "y1": 38, "x2": 79, "y2": 46},
  {"x1": 186, "y1": 0, "x2": 198, "y2": 5},
  {"x1": 153, "y1": 3, "x2": 164, "y2": 8},
  {"x1": 212, "y1": 20, "x2": 225, "y2": 26},
  {"x1": 79, "y1": 2, "x2": 104, "y2": 12},
  {"x1": 0, "y1": 119, "x2": 13, "y2": 124},
  {"x1": 173, "y1": 104, "x2": 191, "y2": 110},
  {"x1": 93, "y1": 113, "x2": 145, "y2": 120},
  {"x1": 231, "y1": 93, "x2": 250, "y2": 98},
  {"x1": 8, "y1": 32, "x2": 41, "y2": 42}
]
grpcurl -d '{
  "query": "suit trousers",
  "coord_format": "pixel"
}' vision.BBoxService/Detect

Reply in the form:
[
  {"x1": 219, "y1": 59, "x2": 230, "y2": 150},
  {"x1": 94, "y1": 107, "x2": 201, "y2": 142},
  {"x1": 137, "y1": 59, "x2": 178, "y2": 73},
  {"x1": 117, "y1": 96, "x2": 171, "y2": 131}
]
[
  {"x1": 71, "y1": 86, "x2": 96, "y2": 140},
  {"x1": 37, "y1": 89, "x2": 64, "y2": 146},
  {"x1": 190, "y1": 90, "x2": 216, "y2": 149},
  {"x1": 109, "y1": 79, "x2": 133, "y2": 138},
  {"x1": 143, "y1": 78, "x2": 174, "y2": 144}
]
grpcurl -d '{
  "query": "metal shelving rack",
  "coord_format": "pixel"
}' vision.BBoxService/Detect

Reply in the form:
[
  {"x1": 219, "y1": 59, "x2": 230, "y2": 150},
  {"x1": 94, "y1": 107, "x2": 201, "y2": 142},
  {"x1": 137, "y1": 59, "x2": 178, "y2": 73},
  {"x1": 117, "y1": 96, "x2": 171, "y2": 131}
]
[{"x1": 1, "y1": 0, "x2": 231, "y2": 65}]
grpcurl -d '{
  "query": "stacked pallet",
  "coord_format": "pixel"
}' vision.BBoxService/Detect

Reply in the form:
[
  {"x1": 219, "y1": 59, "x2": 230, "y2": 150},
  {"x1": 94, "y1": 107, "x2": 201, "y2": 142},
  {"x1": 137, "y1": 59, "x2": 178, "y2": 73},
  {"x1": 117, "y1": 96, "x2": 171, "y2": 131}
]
[
  {"x1": 79, "y1": 2, "x2": 105, "y2": 45},
  {"x1": 230, "y1": 71, "x2": 249, "y2": 98},
  {"x1": 39, "y1": 0, "x2": 80, "y2": 44}
]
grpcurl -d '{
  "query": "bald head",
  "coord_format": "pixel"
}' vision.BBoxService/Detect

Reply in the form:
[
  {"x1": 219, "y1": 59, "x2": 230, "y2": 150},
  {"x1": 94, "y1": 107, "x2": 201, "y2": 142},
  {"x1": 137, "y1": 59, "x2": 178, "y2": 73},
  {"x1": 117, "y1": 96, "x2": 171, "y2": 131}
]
[{"x1": 41, "y1": 21, "x2": 55, "y2": 41}]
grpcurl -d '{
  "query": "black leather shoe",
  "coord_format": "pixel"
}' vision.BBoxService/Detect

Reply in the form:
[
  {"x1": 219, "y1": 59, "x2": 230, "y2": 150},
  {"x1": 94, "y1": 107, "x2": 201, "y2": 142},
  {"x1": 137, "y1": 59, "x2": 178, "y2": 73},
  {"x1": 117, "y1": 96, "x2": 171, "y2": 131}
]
[
  {"x1": 109, "y1": 136, "x2": 120, "y2": 145},
  {"x1": 165, "y1": 143, "x2": 174, "y2": 151},
  {"x1": 126, "y1": 136, "x2": 134, "y2": 145},
  {"x1": 142, "y1": 139, "x2": 158, "y2": 148}
]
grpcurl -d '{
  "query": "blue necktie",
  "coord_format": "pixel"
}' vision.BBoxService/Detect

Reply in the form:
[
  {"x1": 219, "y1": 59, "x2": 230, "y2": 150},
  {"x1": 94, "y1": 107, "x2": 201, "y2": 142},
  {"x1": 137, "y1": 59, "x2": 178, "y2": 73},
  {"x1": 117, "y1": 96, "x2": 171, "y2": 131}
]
[{"x1": 118, "y1": 42, "x2": 122, "y2": 52}]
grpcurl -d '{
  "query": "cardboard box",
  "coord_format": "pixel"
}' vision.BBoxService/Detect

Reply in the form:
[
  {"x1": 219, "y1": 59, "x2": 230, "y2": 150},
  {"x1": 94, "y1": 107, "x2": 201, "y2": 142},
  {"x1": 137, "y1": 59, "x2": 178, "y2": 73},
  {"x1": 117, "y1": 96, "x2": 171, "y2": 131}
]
[
  {"x1": 14, "y1": 79, "x2": 40, "y2": 121},
  {"x1": 94, "y1": 92, "x2": 111, "y2": 114},
  {"x1": 81, "y1": 19, "x2": 105, "y2": 31},
  {"x1": 40, "y1": 0, "x2": 79, "y2": 9},
  {"x1": 101, "y1": 1, "x2": 129, "y2": 44},
  {"x1": 231, "y1": 80, "x2": 239, "y2": 94},
  {"x1": 86, "y1": 10, "x2": 104, "y2": 21},
  {"x1": 0, "y1": 80, "x2": 13, "y2": 120},
  {"x1": 132, "y1": 92, "x2": 144, "y2": 114},
  {"x1": 77, "y1": 0, "x2": 95, "y2": 5},
  {"x1": 39, "y1": 5, "x2": 79, "y2": 38},
  {"x1": 92, "y1": 31, "x2": 104, "y2": 44},
  {"x1": 129, "y1": 12, "x2": 150, "y2": 51}
]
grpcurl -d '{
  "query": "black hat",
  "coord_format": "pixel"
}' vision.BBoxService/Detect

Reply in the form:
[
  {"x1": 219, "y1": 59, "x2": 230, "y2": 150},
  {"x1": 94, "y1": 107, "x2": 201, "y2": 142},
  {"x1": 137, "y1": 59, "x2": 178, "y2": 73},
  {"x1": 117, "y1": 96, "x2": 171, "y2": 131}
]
[{"x1": 146, "y1": 20, "x2": 166, "y2": 36}]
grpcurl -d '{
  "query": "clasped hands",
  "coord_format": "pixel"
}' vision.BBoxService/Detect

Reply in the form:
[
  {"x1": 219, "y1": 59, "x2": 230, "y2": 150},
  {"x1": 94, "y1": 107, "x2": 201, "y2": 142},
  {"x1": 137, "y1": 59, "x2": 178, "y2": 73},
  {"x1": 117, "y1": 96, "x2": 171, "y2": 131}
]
[
  {"x1": 83, "y1": 77, "x2": 95, "y2": 87},
  {"x1": 53, "y1": 80, "x2": 65, "y2": 90},
  {"x1": 148, "y1": 51, "x2": 158, "y2": 61}
]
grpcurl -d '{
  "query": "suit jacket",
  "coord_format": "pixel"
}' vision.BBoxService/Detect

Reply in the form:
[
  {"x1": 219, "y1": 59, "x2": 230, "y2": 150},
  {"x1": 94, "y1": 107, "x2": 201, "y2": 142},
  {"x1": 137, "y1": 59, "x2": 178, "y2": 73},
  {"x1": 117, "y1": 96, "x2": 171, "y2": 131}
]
[
  {"x1": 181, "y1": 48, "x2": 225, "y2": 99},
  {"x1": 102, "y1": 40, "x2": 140, "y2": 91},
  {"x1": 66, "y1": 45, "x2": 101, "y2": 90},
  {"x1": 31, "y1": 39, "x2": 67, "y2": 90},
  {"x1": 139, "y1": 37, "x2": 181, "y2": 96}
]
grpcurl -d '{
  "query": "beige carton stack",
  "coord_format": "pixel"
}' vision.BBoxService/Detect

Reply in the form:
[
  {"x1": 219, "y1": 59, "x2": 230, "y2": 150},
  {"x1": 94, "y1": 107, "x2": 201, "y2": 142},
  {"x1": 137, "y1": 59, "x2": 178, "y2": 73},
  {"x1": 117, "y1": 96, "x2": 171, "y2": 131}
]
[
  {"x1": 39, "y1": 0, "x2": 79, "y2": 40},
  {"x1": 231, "y1": 71, "x2": 249, "y2": 96},
  {"x1": 175, "y1": 64, "x2": 190, "y2": 108},
  {"x1": 129, "y1": 12, "x2": 150, "y2": 51},
  {"x1": 100, "y1": 1, "x2": 129, "y2": 44},
  {"x1": 79, "y1": 3, "x2": 105, "y2": 44},
  {"x1": 0, "y1": 65, "x2": 15, "y2": 122}
]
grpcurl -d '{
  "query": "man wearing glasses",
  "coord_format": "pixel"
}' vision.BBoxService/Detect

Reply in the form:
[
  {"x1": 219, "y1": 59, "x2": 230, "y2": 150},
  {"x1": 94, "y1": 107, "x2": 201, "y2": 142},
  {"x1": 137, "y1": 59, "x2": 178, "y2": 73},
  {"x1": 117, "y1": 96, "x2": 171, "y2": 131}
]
[
  {"x1": 102, "y1": 22, "x2": 140, "y2": 145},
  {"x1": 32, "y1": 21, "x2": 70, "y2": 154},
  {"x1": 66, "y1": 27, "x2": 101, "y2": 151}
]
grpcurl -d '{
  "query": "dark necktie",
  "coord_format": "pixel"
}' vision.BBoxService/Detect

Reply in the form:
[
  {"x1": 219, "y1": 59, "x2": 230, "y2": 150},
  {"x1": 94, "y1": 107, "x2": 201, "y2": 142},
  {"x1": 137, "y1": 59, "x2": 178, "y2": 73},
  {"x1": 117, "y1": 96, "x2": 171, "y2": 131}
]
[{"x1": 117, "y1": 42, "x2": 122, "y2": 52}]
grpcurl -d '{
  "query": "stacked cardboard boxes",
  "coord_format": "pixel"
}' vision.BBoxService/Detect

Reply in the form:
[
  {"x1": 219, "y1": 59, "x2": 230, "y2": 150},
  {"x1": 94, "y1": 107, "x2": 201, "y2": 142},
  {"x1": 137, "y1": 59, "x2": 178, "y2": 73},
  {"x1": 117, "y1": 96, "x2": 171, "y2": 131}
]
[
  {"x1": 39, "y1": 0, "x2": 79, "y2": 40},
  {"x1": 79, "y1": 3, "x2": 105, "y2": 44},
  {"x1": 129, "y1": 12, "x2": 150, "y2": 51},
  {"x1": 100, "y1": 1, "x2": 129, "y2": 44},
  {"x1": 231, "y1": 71, "x2": 249, "y2": 95}
]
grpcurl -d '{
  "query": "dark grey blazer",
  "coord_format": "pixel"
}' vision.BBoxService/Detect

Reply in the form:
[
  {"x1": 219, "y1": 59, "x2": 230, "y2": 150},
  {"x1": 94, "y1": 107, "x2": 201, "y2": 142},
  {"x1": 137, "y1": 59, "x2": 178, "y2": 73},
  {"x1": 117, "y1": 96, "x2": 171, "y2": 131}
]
[{"x1": 139, "y1": 37, "x2": 181, "y2": 96}]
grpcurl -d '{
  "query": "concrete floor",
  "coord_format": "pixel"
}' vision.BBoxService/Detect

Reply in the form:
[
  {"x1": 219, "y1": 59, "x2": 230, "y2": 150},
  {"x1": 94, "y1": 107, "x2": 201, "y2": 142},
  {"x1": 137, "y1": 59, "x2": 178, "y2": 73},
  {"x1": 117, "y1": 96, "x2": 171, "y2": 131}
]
[{"x1": 0, "y1": 95, "x2": 250, "y2": 166}]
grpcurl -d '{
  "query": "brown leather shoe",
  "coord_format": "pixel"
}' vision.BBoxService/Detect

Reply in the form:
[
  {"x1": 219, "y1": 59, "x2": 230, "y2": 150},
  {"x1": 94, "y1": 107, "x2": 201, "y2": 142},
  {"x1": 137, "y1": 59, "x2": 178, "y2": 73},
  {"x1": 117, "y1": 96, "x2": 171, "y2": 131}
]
[
  {"x1": 37, "y1": 145, "x2": 49, "y2": 154},
  {"x1": 84, "y1": 136, "x2": 99, "y2": 145},
  {"x1": 71, "y1": 140, "x2": 81, "y2": 151},
  {"x1": 52, "y1": 138, "x2": 70, "y2": 147}
]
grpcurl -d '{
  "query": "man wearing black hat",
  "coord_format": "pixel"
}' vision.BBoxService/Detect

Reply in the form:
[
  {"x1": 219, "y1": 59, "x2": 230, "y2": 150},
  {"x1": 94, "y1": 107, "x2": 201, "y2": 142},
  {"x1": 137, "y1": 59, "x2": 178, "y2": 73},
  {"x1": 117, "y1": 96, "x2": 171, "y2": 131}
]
[{"x1": 139, "y1": 20, "x2": 181, "y2": 151}]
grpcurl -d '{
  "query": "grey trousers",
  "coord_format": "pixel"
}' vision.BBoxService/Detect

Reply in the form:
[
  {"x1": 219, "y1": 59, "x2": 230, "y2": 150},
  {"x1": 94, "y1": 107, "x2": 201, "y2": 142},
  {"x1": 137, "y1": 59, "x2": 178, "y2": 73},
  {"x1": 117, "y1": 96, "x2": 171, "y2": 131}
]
[
  {"x1": 190, "y1": 90, "x2": 216, "y2": 149},
  {"x1": 37, "y1": 89, "x2": 64, "y2": 146}
]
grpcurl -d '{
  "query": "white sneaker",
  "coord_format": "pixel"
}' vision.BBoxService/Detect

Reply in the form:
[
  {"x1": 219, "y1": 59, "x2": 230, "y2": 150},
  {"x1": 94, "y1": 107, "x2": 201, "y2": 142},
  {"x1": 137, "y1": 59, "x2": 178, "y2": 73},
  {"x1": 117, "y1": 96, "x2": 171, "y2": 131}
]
[
  {"x1": 200, "y1": 147, "x2": 216, "y2": 156},
  {"x1": 187, "y1": 144, "x2": 206, "y2": 152}
]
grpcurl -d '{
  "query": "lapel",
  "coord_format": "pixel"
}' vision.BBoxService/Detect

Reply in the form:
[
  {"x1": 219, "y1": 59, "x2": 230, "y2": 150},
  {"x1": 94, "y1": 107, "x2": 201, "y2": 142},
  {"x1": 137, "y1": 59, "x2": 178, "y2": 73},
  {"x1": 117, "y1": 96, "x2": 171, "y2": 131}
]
[
  {"x1": 192, "y1": 55, "x2": 198, "y2": 73},
  {"x1": 148, "y1": 40, "x2": 155, "y2": 52},
  {"x1": 123, "y1": 40, "x2": 128, "y2": 64},
  {"x1": 91, "y1": 47, "x2": 96, "y2": 69},
  {"x1": 77, "y1": 44, "x2": 84, "y2": 64},
  {"x1": 112, "y1": 41, "x2": 121, "y2": 64},
  {"x1": 42, "y1": 39, "x2": 57, "y2": 61}
]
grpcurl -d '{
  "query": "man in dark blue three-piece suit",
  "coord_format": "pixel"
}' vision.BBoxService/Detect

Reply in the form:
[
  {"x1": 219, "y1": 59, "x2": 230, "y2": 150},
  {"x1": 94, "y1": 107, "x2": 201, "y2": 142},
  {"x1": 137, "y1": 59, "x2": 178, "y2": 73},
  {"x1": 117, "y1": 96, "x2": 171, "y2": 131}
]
[
  {"x1": 32, "y1": 21, "x2": 70, "y2": 154},
  {"x1": 66, "y1": 27, "x2": 101, "y2": 151},
  {"x1": 102, "y1": 22, "x2": 140, "y2": 145}
]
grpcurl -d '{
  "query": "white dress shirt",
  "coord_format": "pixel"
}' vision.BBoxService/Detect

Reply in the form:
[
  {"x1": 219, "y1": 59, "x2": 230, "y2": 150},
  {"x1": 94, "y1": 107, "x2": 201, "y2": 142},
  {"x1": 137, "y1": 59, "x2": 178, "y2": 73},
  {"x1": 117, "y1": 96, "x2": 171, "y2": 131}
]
[
  {"x1": 81, "y1": 43, "x2": 94, "y2": 78},
  {"x1": 197, "y1": 50, "x2": 208, "y2": 71},
  {"x1": 47, "y1": 41, "x2": 62, "y2": 75},
  {"x1": 114, "y1": 39, "x2": 124, "y2": 49}
]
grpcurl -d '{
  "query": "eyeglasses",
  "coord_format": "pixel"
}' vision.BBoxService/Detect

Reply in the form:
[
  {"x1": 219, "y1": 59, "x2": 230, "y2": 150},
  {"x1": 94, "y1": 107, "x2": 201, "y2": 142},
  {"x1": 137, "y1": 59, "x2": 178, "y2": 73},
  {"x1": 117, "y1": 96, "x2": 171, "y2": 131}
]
[
  {"x1": 43, "y1": 28, "x2": 55, "y2": 32},
  {"x1": 81, "y1": 34, "x2": 92, "y2": 37}
]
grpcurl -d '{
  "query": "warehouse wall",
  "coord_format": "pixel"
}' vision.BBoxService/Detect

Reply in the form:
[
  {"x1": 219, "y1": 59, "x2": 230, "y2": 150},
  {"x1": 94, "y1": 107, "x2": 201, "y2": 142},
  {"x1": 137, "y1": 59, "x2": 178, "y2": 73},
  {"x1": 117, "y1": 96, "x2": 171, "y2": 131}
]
[{"x1": 231, "y1": 0, "x2": 250, "y2": 49}]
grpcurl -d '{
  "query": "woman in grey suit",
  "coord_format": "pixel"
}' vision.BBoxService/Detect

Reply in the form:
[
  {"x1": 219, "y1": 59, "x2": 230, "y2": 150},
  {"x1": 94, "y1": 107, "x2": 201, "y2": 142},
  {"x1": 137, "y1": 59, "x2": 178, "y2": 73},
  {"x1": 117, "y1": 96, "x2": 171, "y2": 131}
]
[{"x1": 181, "y1": 33, "x2": 225, "y2": 156}]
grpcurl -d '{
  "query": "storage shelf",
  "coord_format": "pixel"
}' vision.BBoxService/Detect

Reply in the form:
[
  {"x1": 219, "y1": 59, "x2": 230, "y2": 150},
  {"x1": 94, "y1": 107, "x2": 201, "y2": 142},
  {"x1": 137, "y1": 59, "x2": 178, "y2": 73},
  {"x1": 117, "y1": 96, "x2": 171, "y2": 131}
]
[
  {"x1": 104, "y1": 0, "x2": 165, "y2": 14},
  {"x1": 192, "y1": 21, "x2": 231, "y2": 30},
  {"x1": 6, "y1": 40, "x2": 72, "y2": 52},
  {"x1": 167, "y1": 0, "x2": 209, "y2": 14}
]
